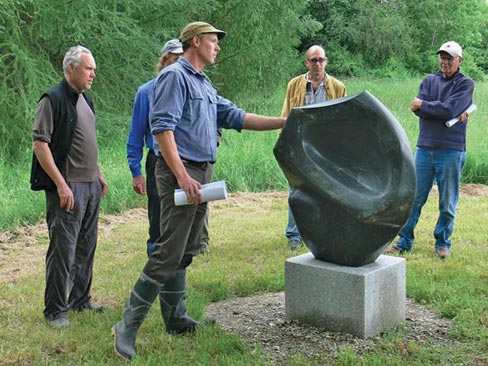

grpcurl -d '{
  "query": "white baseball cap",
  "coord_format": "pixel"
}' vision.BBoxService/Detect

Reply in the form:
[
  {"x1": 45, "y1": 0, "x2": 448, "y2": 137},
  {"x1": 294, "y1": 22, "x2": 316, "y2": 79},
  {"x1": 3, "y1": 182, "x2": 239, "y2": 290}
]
[
  {"x1": 160, "y1": 39, "x2": 184, "y2": 56},
  {"x1": 437, "y1": 41, "x2": 463, "y2": 59}
]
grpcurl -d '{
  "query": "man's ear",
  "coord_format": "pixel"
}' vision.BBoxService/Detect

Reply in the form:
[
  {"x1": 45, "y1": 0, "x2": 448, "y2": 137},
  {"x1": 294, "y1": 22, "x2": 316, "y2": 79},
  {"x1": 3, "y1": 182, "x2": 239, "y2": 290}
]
[
  {"x1": 192, "y1": 36, "x2": 200, "y2": 48},
  {"x1": 68, "y1": 62, "x2": 76, "y2": 73}
]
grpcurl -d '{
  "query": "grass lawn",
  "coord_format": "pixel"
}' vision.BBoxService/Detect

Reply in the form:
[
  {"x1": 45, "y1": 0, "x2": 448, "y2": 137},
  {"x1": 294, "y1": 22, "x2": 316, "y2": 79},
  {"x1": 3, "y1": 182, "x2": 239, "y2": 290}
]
[{"x1": 0, "y1": 188, "x2": 487, "y2": 365}]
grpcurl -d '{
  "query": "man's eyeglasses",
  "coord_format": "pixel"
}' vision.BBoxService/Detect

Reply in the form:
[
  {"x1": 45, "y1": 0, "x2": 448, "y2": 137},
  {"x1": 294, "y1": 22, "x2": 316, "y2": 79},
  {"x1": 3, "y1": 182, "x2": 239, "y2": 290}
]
[
  {"x1": 438, "y1": 55, "x2": 457, "y2": 63},
  {"x1": 307, "y1": 57, "x2": 327, "y2": 64}
]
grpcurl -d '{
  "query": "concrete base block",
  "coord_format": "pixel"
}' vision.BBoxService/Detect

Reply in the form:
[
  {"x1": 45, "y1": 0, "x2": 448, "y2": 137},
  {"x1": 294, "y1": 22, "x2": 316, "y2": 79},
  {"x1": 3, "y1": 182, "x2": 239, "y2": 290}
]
[{"x1": 285, "y1": 252, "x2": 405, "y2": 338}]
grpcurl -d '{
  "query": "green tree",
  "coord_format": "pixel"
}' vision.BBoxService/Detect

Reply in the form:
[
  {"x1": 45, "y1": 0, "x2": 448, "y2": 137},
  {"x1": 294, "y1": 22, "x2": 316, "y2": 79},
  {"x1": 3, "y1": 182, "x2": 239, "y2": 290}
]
[
  {"x1": 0, "y1": 0, "x2": 317, "y2": 162},
  {"x1": 304, "y1": 0, "x2": 488, "y2": 78},
  {"x1": 402, "y1": 0, "x2": 488, "y2": 76},
  {"x1": 206, "y1": 0, "x2": 321, "y2": 100}
]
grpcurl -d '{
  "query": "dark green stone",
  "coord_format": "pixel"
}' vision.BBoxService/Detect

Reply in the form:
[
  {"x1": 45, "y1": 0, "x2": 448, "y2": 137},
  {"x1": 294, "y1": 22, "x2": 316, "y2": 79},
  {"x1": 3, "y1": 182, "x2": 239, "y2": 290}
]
[{"x1": 274, "y1": 91, "x2": 415, "y2": 266}]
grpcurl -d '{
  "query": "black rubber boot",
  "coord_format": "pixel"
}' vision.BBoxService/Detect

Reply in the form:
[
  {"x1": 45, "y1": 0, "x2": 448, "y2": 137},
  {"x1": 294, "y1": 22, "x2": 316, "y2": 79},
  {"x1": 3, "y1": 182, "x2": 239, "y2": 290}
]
[
  {"x1": 159, "y1": 269, "x2": 215, "y2": 335},
  {"x1": 112, "y1": 272, "x2": 163, "y2": 360}
]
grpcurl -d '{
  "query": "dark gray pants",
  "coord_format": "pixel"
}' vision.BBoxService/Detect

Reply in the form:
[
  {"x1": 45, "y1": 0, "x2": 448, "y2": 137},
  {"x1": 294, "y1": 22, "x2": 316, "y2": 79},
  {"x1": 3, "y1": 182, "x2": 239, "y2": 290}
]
[
  {"x1": 143, "y1": 157, "x2": 209, "y2": 282},
  {"x1": 44, "y1": 181, "x2": 101, "y2": 320},
  {"x1": 145, "y1": 150, "x2": 161, "y2": 255}
]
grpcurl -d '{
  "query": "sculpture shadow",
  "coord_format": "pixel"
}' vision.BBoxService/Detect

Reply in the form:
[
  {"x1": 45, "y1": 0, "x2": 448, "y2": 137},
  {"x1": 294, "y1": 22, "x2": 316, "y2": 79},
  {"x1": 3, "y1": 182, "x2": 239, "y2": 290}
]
[{"x1": 274, "y1": 91, "x2": 415, "y2": 266}]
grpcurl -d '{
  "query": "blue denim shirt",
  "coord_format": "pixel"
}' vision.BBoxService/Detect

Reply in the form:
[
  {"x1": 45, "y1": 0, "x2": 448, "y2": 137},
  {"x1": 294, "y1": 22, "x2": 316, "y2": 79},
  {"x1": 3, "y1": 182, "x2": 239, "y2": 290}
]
[
  {"x1": 126, "y1": 79, "x2": 155, "y2": 177},
  {"x1": 150, "y1": 57, "x2": 245, "y2": 162}
]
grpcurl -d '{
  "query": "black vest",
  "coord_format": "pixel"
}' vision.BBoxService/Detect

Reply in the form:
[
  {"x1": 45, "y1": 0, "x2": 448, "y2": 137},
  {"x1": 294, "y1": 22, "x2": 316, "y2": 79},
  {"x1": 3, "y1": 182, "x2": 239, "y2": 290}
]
[{"x1": 30, "y1": 79, "x2": 94, "y2": 191}]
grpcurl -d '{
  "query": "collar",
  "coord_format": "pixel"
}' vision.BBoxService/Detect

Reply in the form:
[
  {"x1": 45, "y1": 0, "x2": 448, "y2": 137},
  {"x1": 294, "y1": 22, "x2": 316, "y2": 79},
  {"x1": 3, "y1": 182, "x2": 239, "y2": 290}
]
[
  {"x1": 305, "y1": 71, "x2": 326, "y2": 84},
  {"x1": 60, "y1": 78, "x2": 82, "y2": 104},
  {"x1": 439, "y1": 68, "x2": 460, "y2": 80},
  {"x1": 178, "y1": 57, "x2": 207, "y2": 79}
]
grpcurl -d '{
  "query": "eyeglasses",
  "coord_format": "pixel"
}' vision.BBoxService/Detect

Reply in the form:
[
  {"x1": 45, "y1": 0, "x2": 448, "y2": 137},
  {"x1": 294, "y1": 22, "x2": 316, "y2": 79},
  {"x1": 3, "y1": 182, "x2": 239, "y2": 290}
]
[
  {"x1": 438, "y1": 55, "x2": 457, "y2": 63},
  {"x1": 307, "y1": 57, "x2": 327, "y2": 64}
]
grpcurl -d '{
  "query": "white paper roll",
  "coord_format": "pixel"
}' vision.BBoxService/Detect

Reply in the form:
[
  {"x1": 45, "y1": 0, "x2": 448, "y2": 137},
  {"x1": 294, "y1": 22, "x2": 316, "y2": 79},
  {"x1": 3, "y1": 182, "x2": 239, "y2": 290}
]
[
  {"x1": 445, "y1": 104, "x2": 477, "y2": 127},
  {"x1": 174, "y1": 180, "x2": 227, "y2": 206}
]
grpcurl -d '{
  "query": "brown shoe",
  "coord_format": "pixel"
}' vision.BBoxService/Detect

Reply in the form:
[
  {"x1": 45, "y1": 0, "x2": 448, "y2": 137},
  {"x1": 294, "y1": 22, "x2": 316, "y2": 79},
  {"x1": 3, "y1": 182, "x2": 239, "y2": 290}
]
[
  {"x1": 436, "y1": 247, "x2": 450, "y2": 259},
  {"x1": 288, "y1": 239, "x2": 301, "y2": 251},
  {"x1": 385, "y1": 245, "x2": 403, "y2": 254}
]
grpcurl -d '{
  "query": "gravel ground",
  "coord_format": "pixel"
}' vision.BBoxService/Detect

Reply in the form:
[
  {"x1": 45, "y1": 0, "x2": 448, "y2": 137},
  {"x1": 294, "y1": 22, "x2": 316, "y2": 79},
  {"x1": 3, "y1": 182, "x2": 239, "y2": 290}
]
[{"x1": 206, "y1": 291, "x2": 455, "y2": 364}]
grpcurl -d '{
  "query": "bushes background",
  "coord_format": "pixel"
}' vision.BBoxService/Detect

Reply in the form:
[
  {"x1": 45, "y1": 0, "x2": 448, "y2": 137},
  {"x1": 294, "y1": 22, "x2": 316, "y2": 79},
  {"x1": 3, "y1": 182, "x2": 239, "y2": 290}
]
[
  {"x1": 0, "y1": 0, "x2": 487, "y2": 231},
  {"x1": 1, "y1": 0, "x2": 487, "y2": 164}
]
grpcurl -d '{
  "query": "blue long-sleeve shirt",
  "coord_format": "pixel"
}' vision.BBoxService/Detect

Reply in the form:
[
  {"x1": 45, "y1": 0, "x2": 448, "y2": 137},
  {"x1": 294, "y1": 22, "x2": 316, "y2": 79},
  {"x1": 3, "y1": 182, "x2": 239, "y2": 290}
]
[
  {"x1": 415, "y1": 69, "x2": 474, "y2": 151},
  {"x1": 150, "y1": 57, "x2": 245, "y2": 162},
  {"x1": 126, "y1": 79, "x2": 155, "y2": 177}
]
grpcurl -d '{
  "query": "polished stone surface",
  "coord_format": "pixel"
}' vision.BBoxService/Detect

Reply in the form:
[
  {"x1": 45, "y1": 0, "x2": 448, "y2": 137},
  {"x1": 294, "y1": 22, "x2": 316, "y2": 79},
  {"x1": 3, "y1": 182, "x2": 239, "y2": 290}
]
[{"x1": 274, "y1": 91, "x2": 415, "y2": 266}]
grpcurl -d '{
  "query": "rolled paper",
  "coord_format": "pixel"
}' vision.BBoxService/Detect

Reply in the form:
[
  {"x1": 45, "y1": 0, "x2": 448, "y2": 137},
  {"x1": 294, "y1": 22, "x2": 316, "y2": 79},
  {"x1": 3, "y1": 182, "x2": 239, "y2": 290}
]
[
  {"x1": 445, "y1": 104, "x2": 477, "y2": 127},
  {"x1": 174, "y1": 180, "x2": 227, "y2": 206}
]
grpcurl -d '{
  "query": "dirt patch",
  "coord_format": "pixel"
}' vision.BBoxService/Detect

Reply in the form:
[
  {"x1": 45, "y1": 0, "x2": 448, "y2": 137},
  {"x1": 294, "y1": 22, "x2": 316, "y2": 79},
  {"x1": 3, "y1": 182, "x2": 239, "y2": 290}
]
[
  {"x1": 458, "y1": 183, "x2": 488, "y2": 196},
  {"x1": 1, "y1": 186, "x2": 486, "y2": 283},
  {"x1": 0, "y1": 208, "x2": 148, "y2": 283},
  {"x1": 206, "y1": 292, "x2": 454, "y2": 364}
]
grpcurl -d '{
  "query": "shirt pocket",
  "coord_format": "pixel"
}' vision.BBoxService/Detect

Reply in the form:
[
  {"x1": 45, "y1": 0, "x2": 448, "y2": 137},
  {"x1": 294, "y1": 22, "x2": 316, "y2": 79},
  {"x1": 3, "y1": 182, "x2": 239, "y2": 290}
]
[
  {"x1": 183, "y1": 89, "x2": 204, "y2": 121},
  {"x1": 208, "y1": 94, "x2": 217, "y2": 104},
  {"x1": 189, "y1": 88, "x2": 204, "y2": 101}
]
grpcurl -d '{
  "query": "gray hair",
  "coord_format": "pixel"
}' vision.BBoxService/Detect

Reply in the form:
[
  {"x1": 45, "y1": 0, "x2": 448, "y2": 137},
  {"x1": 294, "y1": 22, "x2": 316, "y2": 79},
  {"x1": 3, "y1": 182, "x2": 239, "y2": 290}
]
[{"x1": 63, "y1": 45, "x2": 92, "y2": 74}]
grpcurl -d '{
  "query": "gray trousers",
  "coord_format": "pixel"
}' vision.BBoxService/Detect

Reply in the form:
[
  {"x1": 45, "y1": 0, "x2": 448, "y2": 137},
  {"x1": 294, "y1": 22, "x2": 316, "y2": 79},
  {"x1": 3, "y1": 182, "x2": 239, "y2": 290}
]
[
  {"x1": 143, "y1": 157, "x2": 209, "y2": 282},
  {"x1": 44, "y1": 181, "x2": 101, "y2": 319}
]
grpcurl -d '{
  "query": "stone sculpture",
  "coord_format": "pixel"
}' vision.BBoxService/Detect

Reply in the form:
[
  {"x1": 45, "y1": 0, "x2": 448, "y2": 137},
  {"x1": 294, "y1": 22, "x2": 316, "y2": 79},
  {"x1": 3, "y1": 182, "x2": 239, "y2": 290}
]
[{"x1": 274, "y1": 91, "x2": 415, "y2": 266}]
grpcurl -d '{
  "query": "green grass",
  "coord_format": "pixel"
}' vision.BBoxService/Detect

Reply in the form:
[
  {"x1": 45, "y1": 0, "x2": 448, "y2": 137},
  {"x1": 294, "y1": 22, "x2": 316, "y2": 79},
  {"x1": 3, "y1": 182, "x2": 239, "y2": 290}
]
[
  {"x1": 1, "y1": 78, "x2": 487, "y2": 231},
  {"x1": 1, "y1": 77, "x2": 487, "y2": 364},
  {"x1": 344, "y1": 78, "x2": 488, "y2": 184},
  {"x1": 1, "y1": 190, "x2": 487, "y2": 365}
]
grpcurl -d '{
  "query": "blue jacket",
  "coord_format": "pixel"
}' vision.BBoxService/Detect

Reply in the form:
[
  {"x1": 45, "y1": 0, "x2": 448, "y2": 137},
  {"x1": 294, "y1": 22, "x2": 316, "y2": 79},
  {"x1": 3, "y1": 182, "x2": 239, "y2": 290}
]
[
  {"x1": 126, "y1": 79, "x2": 155, "y2": 177},
  {"x1": 415, "y1": 69, "x2": 474, "y2": 151}
]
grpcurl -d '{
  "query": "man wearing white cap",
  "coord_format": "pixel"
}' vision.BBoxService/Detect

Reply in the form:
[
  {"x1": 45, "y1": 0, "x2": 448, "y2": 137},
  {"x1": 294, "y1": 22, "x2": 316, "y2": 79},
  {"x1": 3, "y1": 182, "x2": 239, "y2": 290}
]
[
  {"x1": 113, "y1": 22, "x2": 284, "y2": 360},
  {"x1": 126, "y1": 39, "x2": 184, "y2": 256},
  {"x1": 386, "y1": 41, "x2": 474, "y2": 259}
]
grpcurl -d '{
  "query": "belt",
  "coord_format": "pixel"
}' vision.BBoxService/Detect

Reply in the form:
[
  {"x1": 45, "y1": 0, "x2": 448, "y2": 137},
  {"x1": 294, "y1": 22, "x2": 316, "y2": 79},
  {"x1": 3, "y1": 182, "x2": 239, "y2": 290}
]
[{"x1": 181, "y1": 159, "x2": 210, "y2": 169}]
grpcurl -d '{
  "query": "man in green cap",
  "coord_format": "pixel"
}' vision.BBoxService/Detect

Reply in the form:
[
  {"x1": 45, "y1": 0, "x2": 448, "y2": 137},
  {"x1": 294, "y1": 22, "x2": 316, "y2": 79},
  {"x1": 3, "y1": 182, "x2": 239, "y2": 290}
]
[{"x1": 112, "y1": 21, "x2": 284, "y2": 360}]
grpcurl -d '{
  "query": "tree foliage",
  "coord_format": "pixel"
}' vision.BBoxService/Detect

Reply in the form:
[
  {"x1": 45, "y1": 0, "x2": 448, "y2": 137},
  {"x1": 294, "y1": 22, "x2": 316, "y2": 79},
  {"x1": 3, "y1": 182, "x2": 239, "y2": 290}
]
[
  {"x1": 0, "y1": 0, "x2": 487, "y2": 163},
  {"x1": 0, "y1": 0, "x2": 315, "y2": 162},
  {"x1": 304, "y1": 0, "x2": 488, "y2": 78}
]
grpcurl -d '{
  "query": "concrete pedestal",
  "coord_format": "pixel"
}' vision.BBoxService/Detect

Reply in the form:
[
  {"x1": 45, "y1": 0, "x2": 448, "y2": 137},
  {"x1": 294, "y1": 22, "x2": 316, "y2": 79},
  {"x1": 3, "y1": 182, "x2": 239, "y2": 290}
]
[{"x1": 285, "y1": 252, "x2": 405, "y2": 338}]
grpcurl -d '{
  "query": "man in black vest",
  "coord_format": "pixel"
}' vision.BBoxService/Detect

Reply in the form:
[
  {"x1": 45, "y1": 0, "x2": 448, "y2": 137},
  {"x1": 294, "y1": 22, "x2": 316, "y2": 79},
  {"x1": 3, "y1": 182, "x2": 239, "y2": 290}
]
[{"x1": 31, "y1": 45, "x2": 108, "y2": 327}]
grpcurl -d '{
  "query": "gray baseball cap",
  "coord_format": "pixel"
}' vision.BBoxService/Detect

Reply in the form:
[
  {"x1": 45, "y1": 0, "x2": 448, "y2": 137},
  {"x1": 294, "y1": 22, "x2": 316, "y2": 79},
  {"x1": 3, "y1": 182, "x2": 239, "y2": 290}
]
[{"x1": 160, "y1": 39, "x2": 184, "y2": 56}]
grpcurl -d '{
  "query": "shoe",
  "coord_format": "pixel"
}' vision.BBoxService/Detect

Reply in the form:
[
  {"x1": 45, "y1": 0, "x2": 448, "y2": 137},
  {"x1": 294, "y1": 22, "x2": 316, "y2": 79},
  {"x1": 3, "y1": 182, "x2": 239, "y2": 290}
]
[
  {"x1": 197, "y1": 242, "x2": 210, "y2": 255},
  {"x1": 47, "y1": 317, "x2": 70, "y2": 328},
  {"x1": 288, "y1": 239, "x2": 301, "y2": 251},
  {"x1": 436, "y1": 247, "x2": 450, "y2": 259},
  {"x1": 72, "y1": 301, "x2": 105, "y2": 313},
  {"x1": 385, "y1": 245, "x2": 404, "y2": 254}
]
